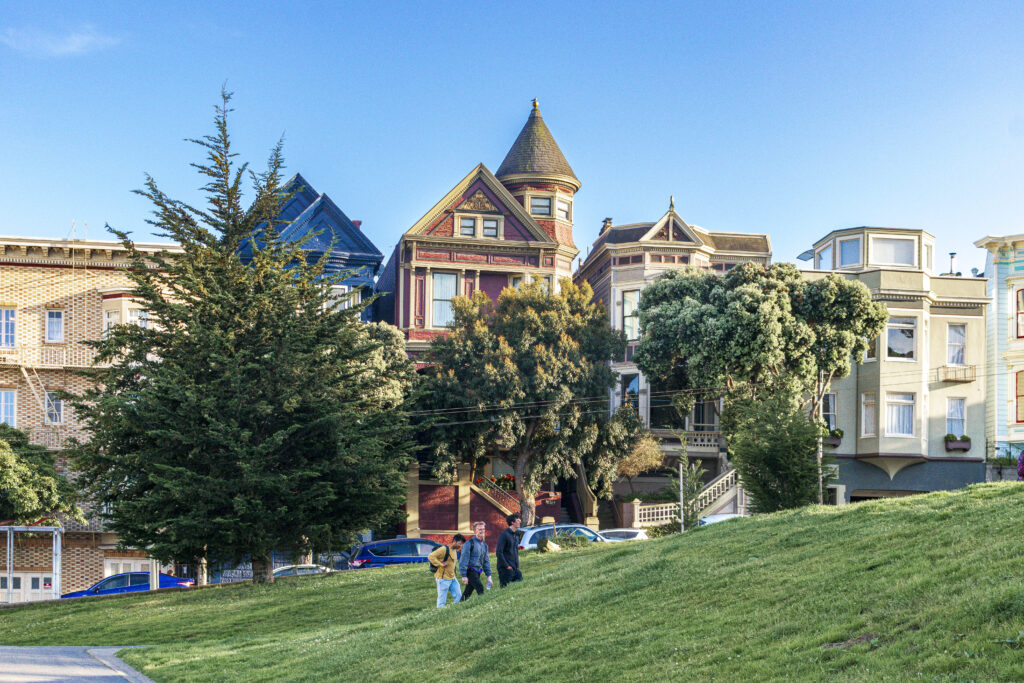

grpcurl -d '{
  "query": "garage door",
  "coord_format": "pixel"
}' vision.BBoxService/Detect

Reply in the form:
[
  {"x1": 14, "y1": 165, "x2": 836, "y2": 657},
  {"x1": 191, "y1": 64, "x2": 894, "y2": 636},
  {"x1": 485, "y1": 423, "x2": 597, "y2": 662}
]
[{"x1": 1, "y1": 573, "x2": 56, "y2": 603}]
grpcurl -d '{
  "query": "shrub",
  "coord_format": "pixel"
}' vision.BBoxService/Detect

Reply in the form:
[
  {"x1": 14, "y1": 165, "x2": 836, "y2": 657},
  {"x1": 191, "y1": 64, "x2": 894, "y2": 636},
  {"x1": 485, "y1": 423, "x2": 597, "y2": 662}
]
[
  {"x1": 552, "y1": 534, "x2": 591, "y2": 549},
  {"x1": 944, "y1": 434, "x2": 970, "y2": 443},
  {"x1": 991, "y1": 456, "x2": 1018, "y2": 467},
  {"x1": 646, "y1": 522, "x2": 680, "y2": 538}
]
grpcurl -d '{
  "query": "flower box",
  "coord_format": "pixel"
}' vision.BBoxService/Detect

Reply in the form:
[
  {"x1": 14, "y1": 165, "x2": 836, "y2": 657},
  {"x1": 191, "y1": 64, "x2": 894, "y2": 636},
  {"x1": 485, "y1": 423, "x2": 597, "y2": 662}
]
[
  {"x1": 945, "y1": 440, "x2": 971, "y2": 452},
  {"x1": 822, "y1": 437, "x2": 841, "y2": 448}
]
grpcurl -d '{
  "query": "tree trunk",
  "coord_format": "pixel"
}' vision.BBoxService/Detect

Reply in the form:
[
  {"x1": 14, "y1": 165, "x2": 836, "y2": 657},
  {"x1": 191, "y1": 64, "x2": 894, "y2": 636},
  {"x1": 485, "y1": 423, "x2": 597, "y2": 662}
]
[
  {"x1": 252, "y1": 554, "x2": 274, "y2": 584},
  {"x1": 194, "y1": 556, "x2": 208, "y2": 586},
  {"x1": 514, "y1": 453, "x2": 535, "y2": 525}
]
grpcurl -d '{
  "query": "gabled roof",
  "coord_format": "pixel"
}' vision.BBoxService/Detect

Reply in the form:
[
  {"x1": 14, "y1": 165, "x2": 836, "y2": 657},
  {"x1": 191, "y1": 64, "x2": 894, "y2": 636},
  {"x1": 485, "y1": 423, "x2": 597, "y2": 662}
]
[
  {"x1": 640, "y1": 207, "x2": 705, "y2": 246},
  {"x1": 406, "y1": 163, "x2": 554, "y2": 243},
  {"x1": 282, "y1": 193, "x2": 382, "y2": 260},
  {"x1": 277, "y1": 173, "x2": 320, "y2": 223},
  {"x1": 496, "y1": 100, "x2": 579, "y2": 190}
]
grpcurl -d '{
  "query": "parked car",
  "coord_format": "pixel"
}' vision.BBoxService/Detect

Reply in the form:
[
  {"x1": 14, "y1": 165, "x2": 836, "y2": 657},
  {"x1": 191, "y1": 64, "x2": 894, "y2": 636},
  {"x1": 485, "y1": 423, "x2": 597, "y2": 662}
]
[
  {"x1": 517, "y1": 524, "x2": 612, "y2": 549},
  {"x1": 273, "y1": 564, "x2": 332, "y2": 578},
  {"x1": 348, "y1": 538, "x2": 441, "y2": 569},
  {"x1": 698, "y1": 513, "x2": 744, "y2": 527},
  {"x1": 599, "y1": 528, "x2": 649, "y2": 541},
  {"x1": 62, "y1": 572, "x2": 194, "y2": 599}
]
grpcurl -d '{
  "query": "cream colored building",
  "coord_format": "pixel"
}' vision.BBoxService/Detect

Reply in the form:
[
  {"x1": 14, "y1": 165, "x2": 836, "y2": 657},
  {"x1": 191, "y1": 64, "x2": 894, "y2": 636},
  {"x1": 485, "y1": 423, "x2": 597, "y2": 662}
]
[{"x1": 801, "y1": 227, "x2": 987, "y2": 502}]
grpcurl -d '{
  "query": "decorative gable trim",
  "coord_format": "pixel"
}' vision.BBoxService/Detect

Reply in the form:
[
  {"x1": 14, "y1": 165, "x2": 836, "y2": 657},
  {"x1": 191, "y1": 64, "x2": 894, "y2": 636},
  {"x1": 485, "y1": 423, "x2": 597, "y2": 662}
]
[
  {"x1": 457, "y1": 189, "x2": 500, "y2": 213},
  {"x1": 407, "y1": 164, "x2": 553, "y2": 243},
  {"x1": 642, "y1": 211, "x2": 703, "y2": 246}
]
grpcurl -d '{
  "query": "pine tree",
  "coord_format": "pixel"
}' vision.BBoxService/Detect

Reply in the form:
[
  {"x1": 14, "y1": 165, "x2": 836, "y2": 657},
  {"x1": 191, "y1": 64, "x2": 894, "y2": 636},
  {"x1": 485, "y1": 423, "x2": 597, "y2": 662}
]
[{"x1": 70, "y1": 93, "x2": 416, "y2": 583}]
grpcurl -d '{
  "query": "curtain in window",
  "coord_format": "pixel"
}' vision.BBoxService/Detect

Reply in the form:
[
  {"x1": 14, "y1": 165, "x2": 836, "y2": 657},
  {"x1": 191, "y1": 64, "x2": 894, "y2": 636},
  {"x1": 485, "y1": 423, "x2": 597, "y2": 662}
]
[
  {"x1": 947, "y1": 324, "x2": 966, "y2": 365},
  {"x1": 432, "y1": 273, "x2": 457, "y2": 327},
  {"x1": 47, "y1": 312, "x2": 62, "y2": 341},
  {"x1": 946, "y1": 398, "x2": 965, "y2": 437},
  {"x1": 886, "y1": 393, "x2": 914, "y2": 436},
  {"x1": 873, "y1": 238, "x2": 915, "y2": 265},
  {"x1": 822, "y1": 394, "x2": 837, "y2": 431},
  {"x1": 862, "y1": 395, "x2": 876, "y2": 436}
]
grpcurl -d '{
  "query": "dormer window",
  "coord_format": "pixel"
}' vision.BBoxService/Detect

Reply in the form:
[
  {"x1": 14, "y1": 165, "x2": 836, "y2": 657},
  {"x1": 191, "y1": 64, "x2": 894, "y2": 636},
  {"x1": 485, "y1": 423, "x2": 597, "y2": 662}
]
[
  {"x1": 457, "y1": 214, "x2": 502, "y2": 239},
  {"x1": 482, "y1": 218, "x2": 499, "y2": 238},
  {"x1": 530, "y1": 197, "x2": 552, "y2": 216},
  {"x1": 815, "y1": 244, "x2": 833, "y2": 270},
  {"x1": 460, "y1": 217, "x2": 476, "y2": 236},
  {"x1": 838, "y1": 237, "x2": 861, "y2": 267},
  {"x1": 556, "y1": 199, "x2": 571, "y2": 221}
]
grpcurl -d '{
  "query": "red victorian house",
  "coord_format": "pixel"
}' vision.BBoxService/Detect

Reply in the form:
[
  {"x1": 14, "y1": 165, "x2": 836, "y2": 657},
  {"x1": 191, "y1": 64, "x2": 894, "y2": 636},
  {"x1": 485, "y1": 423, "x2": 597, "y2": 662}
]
[{"x1": 375, "y1": 100, "x2": 580, "y2": 357}]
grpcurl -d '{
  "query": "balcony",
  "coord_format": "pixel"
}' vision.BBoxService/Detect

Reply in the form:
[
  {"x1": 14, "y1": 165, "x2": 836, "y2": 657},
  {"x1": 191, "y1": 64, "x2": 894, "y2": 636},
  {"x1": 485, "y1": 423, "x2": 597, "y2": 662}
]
[{"x1": 938, "y1": 365, "x2": 976, "y2": 383}]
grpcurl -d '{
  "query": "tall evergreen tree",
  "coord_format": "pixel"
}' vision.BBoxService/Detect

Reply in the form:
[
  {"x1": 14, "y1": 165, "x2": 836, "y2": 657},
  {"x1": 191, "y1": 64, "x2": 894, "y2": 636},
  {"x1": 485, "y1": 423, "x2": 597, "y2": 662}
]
[
  {"x1": 71, "y1": 93, "x2": 416, "y2": 583},
  {"x1": 0, "y1": 425, "x2": 81, "y2": 524},
  {"x1": 420, "y1": 278, "x2": 639, "y2": 525}
]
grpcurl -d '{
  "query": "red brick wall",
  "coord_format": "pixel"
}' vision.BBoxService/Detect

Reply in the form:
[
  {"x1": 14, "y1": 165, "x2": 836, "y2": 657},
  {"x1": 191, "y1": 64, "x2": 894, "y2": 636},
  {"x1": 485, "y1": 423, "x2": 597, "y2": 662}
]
[
  {"x1": 418, "y1": 485, "x2": 457, "y2": 530},
  {"x1": 469, "y1": 492, "x2": 508, "y2": 550}
]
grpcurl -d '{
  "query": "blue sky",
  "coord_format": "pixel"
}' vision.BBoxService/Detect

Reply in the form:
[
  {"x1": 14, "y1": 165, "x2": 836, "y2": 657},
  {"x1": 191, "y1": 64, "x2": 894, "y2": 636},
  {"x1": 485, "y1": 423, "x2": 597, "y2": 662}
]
[{"x1": 1, "y1": 1, "x2": 1022, "y2": 275}]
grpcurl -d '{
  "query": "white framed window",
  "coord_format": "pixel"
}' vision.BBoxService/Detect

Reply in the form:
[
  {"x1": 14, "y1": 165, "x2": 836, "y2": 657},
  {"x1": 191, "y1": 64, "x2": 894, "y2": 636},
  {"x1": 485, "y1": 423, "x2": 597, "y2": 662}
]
[
  {"x1": 530, "y1": 197, "x2": 552, "y2": 216},
  {"x1": 620, "y1": 373, "x2": 639, "y2": 412},
  {"x1": 328, "y1": 285, "x2": 351, "y2": 311},
  {"x1": 870, "y1": 236, "x2": 916, "y2": 267},
  {"x1": 815, "y1": 244, "x2": 833, "y2": 270},
  {"x1": 864, "y1": 336, "x2": 877, "y2": 362},
  {"x1": 46, "y1": 310, "x2": 64, "y2": 343},
  {"x1": 0, "y1": 308, "x2": 15, "y2": 348},
  {"x1": 622, "y1": 290, "x2": 640, "y2": 341},
  {"x1": 0, "y1": 390, "x2": 15, "y2": 427},
  {"x1": 431, "y1": 272, "x2": 458, "y2": 328},
  {"x1": 822, "y1": 393, "x2": 837, "y2": 431},
  {"x1": 885, "y1": 392, "x2": 915, "y2": 437},
  {"x1": 103, "y1": 310, "x2": 120, "y2": 335},
  {"x1": 127, "y1": 309, "x2": 149, "y2": 329},
  {"x1": 459, "y1": 217, "x2": 476, "y2": 236},
  {"x1": 838, "y1": 238, "x2": 861, "y2": 267},
  {"x1": 946, "y1": 398, "x2": 965, "y2": 437},
  {"x1": 861, "y1": 393, "x2": 876, "y2": 436},
  {"x1": 482, "y1": 218, "x2": 499, "y2": 238},
  {"x1": 946, "y1": 324, "x2": 966, "y2": 366},
  {"x1": 45, "y1": 391, "x2": 63, "y2": 425},
  {"x1": 886, "y1": 317, "x2": 916, "y2": 361},
  {"x1": 556, "y1": 199, "x2": 571, "y2": 221}
]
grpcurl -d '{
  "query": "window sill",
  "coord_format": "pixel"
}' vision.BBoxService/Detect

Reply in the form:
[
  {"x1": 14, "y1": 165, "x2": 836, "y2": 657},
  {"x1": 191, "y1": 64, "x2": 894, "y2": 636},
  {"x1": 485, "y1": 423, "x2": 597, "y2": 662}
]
[{"x1": 885, "y1": 357, "x2": 918, "y2": 363}]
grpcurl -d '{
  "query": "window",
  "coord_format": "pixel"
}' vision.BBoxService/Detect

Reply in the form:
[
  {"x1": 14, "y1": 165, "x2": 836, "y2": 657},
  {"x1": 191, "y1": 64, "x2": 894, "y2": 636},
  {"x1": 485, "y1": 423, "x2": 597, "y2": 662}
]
[
  {"x1": 946, "y1": 398, "x2": 965, "y2": 437},
  {"x1": 128, "y1": 309, "x2": 149, "y2": 329},
  {"x1": 1017, "y1": 290, "x2": 1024, "y2": 339},
  {"x1": 925, "y1": 244, "x2": 933, "y2": 271},
  {"x1": 45, "y1": 391, "x2": 62, "y2": 425},
  {"x1": 861, "y1": 393, "x2": 877, "y2": 436},
  {"x1": 459, "y1": 217, "x2": 476, "y2": 236},
  {"x1": 622, "y1": 290, "x2": 639, "y2": 341},
  {"x1": 543, "y1": 276, "x2": 553, "y2": 293},
  {"x1": 885, "y1": 392, "x2": 915, "y2": 437},
  {"x1": 947, "y1": 324, "x2": 966, "y2": 366},
  {"x1": 872, "y1": 237, "x2": 915, "y2": 266},
  {"x1": 98, "y1": 575, "x2": 129, "y2": 591},
  {"x1": 103, "y1": 310, "x2": 120, "y2": 334},
  {"x1": 482, "y1": 218, "x2": 499, "y2": 238},
  {"x1": 690, "y1": 400, "x2": 718, "y2": 432},
  {"x1": 129, "y1": 574, "x2": 150, "y2": 587},
  {"x1": 46, "y1": 310, "x2": 64, "y2": 343},
  {"x1": 815, "y1": 244, "x2": 833, "y2": 270},
  {"x1": 886, "y1": 317, "x2": 916, "y2": 360},
  {"x1": 530, "y1": 197, "x2": 552, "y2": 216},
  {"x1": 0, "y1": 390, "x2": 14, "y2": 427},
  {"x1": 621, "y1": 374, "x2": 639, "y2": 412},
  {"x1": 838, "y1": 238, "x2": 861, "y2": 267},
  {"x1": 649, "y1": 386, "x2": 685, "y2": 429},
  {"x1": 510, "y1": 276, "x2": 523, "y2": 290},
  {"x1": 415, "y1": 542, "x2": 437, "y2": 557},
  {"x1": 822, "y1": 394, "x2": 837, "y2": 431},
  {"x1": 1017, "y1": 371, "x2": 1024, "y2": 423},
  {"x1": 431, "y1": 273, "x2": 457, "y2": 327},
  {"x1": 0, "y1": 308, "x2": 14, "y2": 347},
  {"x1": 556, "y1": 199, "x2": 571, "y2": 221},
  {"x1": 327, "y1": 285, "x2": 351, "y2": 311},
  {"x1": 864, "y1": 336, "x2": 877, "y2": 361},
  {"x1": 651, "y1": 255, "x2": 662, "y2": 263}
]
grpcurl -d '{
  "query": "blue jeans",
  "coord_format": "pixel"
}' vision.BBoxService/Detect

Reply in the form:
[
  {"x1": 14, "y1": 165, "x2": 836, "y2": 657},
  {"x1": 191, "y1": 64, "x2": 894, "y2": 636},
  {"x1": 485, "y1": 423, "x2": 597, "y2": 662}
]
[{"x1": 436, "y1": 578, "x2": 462, "y2": 608}]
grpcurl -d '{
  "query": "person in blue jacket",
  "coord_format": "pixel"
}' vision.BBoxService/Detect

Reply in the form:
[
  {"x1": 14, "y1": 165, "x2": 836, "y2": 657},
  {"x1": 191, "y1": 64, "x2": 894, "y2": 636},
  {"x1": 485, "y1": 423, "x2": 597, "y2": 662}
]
[{"x1": 459, "y1": 521, "x2": 492, "y2": 600}]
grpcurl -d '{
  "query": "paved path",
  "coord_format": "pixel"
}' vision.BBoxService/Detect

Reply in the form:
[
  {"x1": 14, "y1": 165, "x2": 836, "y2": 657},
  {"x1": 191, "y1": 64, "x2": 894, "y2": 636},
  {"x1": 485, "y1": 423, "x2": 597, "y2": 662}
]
[{"x1": 0, "y1": 646, "x2": 153, "y2": 682}]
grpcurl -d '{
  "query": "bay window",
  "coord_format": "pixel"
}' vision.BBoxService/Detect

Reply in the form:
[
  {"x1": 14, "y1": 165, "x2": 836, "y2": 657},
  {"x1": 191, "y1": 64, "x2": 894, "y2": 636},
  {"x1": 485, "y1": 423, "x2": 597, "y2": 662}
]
[
  {"x1": 885, "y1": 392, "x2": 915, "y2": 437},
  {"x1": 861, "y1": 393, "x2": 876, "y2": 436},
  {"x1": 530, "y1": 197, "x2": 552, "y2": 216},
  {"x1": 886, "y1": 317, "x2": 916, "y2": 360},
  {"x1": 622, "y1": 290, "x2": 639, "y2": 341}
]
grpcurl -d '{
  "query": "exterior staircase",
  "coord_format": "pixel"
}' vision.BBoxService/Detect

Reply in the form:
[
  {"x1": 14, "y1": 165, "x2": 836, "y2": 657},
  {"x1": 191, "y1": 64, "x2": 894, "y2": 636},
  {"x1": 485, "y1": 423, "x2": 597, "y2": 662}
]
[{"x1": 629, "y1": 467, "x2": 746, "y2": 528}]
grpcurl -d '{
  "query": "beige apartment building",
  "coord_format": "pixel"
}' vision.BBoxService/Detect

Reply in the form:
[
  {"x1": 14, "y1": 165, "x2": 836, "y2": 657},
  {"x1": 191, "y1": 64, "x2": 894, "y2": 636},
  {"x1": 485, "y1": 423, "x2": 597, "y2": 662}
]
[
  {"x1": 574, "y1": 199, "x2": 772, "y2": 500},
  {"x1": 801, "y1": 227, "x2": 987, "y2": 502},
  {"x1": 0, "y1": 236, "x2": 179, "y2": 601}
]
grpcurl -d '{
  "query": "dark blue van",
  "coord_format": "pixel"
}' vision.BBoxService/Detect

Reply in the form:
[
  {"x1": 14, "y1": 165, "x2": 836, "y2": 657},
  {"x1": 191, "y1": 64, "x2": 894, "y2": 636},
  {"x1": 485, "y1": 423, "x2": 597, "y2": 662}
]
[{"x1": 348, "y1": 538, "x2": 441, "y2": 569}]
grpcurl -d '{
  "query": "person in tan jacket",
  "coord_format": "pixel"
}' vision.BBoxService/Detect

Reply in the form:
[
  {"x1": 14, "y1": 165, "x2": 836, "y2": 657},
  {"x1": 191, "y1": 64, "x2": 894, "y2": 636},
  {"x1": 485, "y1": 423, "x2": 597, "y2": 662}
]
[{"x1": 429, "y1": 534, "x2": 466, "y2": 608}]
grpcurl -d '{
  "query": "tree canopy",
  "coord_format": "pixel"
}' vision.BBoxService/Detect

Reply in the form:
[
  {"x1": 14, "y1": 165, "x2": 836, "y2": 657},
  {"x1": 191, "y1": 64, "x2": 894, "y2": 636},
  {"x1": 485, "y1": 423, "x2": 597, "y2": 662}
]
[
  {"x1": 420, "y1": 278, "x2": 640, "y2": 524},
  {"x1": 71, "y1": 93, "x2": 416, "y2": 582}
]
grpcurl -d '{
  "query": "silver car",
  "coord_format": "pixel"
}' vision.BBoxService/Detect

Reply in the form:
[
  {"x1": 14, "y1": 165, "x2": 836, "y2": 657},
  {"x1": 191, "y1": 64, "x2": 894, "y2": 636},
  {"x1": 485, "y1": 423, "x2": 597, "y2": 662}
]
[
  {"x1": 517, "y1": 524, "x2": 612, "y2": 549},
  {"x1": 598, "y1": 528, "x2": 649, "y2": 541}
]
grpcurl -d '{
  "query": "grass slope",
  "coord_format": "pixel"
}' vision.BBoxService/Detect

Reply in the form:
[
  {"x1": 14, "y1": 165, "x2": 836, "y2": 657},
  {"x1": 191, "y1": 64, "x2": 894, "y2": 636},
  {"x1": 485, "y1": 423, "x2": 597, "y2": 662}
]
[{"x1": 2, "y1": 483, "x2": 1023, "y2": 681}]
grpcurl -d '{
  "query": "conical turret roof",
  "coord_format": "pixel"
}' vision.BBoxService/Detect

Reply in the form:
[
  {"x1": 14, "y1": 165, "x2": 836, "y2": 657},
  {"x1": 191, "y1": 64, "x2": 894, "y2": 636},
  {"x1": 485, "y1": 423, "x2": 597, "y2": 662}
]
[{"x1": 496, "y1": 100, "x2": 579, "y2": 189}]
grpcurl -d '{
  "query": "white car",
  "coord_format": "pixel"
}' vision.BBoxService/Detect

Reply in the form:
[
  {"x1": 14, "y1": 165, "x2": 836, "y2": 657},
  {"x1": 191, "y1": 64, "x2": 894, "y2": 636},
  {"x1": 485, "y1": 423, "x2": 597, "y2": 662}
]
[
  {"x1": 273, "y1": 564, "x2": 332, "y2": 578},
  {"x1": 698, "y1": 513, "x2": 744, "y2": 527},
  {"x1": 517, "y1": 524, "x2": 612, "y2": 549},
  {"x1": 598, "y1": 528, "x2": 649, "y2": 541}
]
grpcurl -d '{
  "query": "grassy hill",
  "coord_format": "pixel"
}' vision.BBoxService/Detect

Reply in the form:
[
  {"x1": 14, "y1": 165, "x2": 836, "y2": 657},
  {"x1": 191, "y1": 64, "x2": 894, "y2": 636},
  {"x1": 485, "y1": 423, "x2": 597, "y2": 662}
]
[{"x1": 2, "y1": 483, "x2": 1023, "y2": 681}]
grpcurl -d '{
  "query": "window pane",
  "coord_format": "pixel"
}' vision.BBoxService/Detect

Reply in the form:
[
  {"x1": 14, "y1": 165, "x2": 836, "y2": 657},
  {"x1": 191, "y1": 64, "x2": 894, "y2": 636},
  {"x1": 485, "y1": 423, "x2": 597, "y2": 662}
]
[
  {"x1": 130, "y1": 574, "x2": 150, "y2": 586},
  {"x1": 946, "y1": 398, "x2": 965, "y2": 437},
  {"x1": 622, "y1": 290, "x2": 639, "y2": 340},
  {"x1": 649, "y1": 386, "x2": 685, "y2": 429},
  {"x1": 865, "y1": 336, "x2": 877, "y2": 360},
  {"x1": 886, "y1": 393, "x2": 914, "y2": 436},
  {"x1": 556, "y1": 200, "x2": 570, "y2": 220},
  {"x1": 947, "y1": 324, "x2": 966, "y2": 365},
  {"x1": 432, "y1": 273, "x2": 457, "y2": 327},
  {"x1": 822, "y1": 394, "x2": 837, "y2": 431},
  {"x1": 104, "y1": 575, "x2": 129, "y2": 589},
  {"x1": 887, "y1": 318, "x2": 916, "y2": 360},
  {"x1": 45, "y1": 392, "x2": 62, "y2": 424},
  {"x1": 621, "y1": 374, "x2": 639, "y2": 412},
  {"x1": 460, "y1": 218, "x2": 475, "y2": 236},
  {"x1": 482, "y1": 219, "x2": 498, "y2": 237},
  {"x1": 31, "y1": 577, "x2": 39, "y2": 590},
  {"x1": 861, "y1": 395, "x2": 876, "y2": 436},
  {"x1": 839, "y1": 239, "x2": 860, "y2": 266},
  {"x1": 0, "y1": 390, "x2": 15, "y2": 427},
  {"x1": 873, "y1": 237, "x2": 915, "y2": 266},
  {"x1": 815, "y1": 245, "x2": 833, "y2": 269},
  {"x1": 1, "y1": 309, "x2": 15, "y2": 347},
  {"x1": 531, "y1": 197, "x2": 551, "y2": 216},
  {"x1": 46, "y1": 311, "x2": 63, "y2": 342}
]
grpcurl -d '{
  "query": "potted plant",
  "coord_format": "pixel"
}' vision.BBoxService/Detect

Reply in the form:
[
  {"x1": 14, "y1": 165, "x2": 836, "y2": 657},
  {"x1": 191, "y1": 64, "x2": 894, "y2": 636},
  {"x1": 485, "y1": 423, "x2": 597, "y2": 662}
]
[
  {"x1": 822, "y1": 428, "x2": 843, "y2": 448},
  {"x1": 944, "y1": 433, "x2": 971, "y2": 452}
]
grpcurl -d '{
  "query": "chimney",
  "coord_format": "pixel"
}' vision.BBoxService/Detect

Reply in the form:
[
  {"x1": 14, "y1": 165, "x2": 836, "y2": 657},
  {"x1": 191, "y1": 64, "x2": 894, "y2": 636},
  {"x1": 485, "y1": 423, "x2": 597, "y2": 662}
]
[
  {"x1": 948, "y1": 252, "x2": 957, "y2": 276},
  {"x1": 600, "y1": 217, "x2": 613, "y2": 234},
  {"x1": 353, "y1": 220, "x2": 362, "y2": 229}
]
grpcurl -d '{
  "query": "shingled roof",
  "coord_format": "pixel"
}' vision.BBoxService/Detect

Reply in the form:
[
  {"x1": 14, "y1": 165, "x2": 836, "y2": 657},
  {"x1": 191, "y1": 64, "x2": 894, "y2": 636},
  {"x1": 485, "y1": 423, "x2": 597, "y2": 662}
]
[{"x1": 496, "y1": 100, "x2": 578, "y2": 186}]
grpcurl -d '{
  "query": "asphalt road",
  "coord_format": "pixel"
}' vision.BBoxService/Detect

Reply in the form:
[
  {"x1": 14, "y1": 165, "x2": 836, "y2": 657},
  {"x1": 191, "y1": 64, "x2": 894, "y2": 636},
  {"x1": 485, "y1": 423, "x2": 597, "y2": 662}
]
[{"x1": 0, "y1": 646, "x2": 153, "y2": 682}]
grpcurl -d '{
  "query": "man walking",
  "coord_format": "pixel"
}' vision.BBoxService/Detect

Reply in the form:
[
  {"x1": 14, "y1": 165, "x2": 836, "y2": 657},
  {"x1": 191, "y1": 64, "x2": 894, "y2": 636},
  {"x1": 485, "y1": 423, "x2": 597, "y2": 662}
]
[
  {"x1": 429, "y1": 534, "x2": 465, "y2": 608},
  {"x1": 496, "y1": 513, "x2": 523, "y2": 587},
  {"x1": 458, "y1": 521, "x2": 492, "y2": 601}
]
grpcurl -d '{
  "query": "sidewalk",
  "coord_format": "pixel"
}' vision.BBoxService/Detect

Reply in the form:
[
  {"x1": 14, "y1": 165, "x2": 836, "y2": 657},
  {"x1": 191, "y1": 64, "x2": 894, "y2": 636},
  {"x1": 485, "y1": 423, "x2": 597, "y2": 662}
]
[{"x1": 0, "y1": 646, "x2": 152, "y2": 682}]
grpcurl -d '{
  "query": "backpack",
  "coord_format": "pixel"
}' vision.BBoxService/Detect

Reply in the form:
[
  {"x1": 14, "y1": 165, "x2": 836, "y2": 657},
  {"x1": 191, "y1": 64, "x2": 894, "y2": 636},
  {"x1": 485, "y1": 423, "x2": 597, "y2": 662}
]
[{"x1": 429, "y1": 546, "x2": 450, "y2": 575}]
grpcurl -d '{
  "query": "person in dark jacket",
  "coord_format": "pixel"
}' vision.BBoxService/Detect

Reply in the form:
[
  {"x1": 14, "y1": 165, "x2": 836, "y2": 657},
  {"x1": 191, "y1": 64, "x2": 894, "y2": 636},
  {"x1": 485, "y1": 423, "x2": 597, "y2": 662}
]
[
  {"x1": 458, "y1": 521, "x2": 492, "y2": 601},
  {"x1": 496, "y1": 513, "x2": 522, "y2": 587}
]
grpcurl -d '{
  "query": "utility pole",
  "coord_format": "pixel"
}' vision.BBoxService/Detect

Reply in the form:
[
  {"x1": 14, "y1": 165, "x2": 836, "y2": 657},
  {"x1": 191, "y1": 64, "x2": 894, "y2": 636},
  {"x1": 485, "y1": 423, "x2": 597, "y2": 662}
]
[
  {"x1": 817, "y1": 369, "x2": 824, "y2": 505},
  {"x1": 679, "y1": 459, "x2": 685, "y2": 533}
]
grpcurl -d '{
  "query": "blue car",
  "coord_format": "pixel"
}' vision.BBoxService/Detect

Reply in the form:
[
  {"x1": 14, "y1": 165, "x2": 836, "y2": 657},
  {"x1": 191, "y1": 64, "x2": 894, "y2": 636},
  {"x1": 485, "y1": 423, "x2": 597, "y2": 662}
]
[
  {"x1": 61, "y1": 572, "x2": 194, "y2": 598},
  {"x1": 348, "y1": 538, "x2": 441, "y2": 569}
]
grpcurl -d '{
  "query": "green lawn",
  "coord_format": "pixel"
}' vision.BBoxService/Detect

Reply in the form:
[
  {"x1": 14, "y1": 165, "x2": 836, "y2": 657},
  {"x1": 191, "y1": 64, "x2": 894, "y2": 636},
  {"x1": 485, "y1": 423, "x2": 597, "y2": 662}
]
[{"x1": 3, "y1": 483, "x2": 1024, "y2": 681}]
